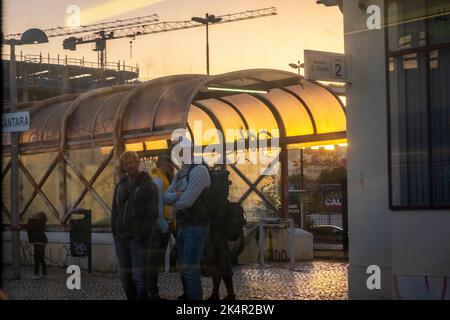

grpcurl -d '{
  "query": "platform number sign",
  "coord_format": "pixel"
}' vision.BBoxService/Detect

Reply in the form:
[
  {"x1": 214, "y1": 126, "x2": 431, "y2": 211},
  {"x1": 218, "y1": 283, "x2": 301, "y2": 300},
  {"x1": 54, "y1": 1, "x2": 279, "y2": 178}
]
[
  {"x1": 304, "y1": 50, "x2": 351, "y2": 83},
  {"x1": 331, "y1": 56, "x2": 346, "y2": 80}
]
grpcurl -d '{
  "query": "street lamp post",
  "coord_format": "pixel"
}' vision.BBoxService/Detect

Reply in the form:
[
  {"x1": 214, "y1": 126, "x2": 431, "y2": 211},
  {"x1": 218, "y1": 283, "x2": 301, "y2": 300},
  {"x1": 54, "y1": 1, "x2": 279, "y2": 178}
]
[
  {"x1": 289, "y1": 60, "x2": 304, "y2": 87},
  {"x1": 4, "y1": 29, "x2": 48, "y2": 280},
  {"x1": 192, "y1": 13, "x2": 222, "y2": 75},
  {"x1": 289, "y1": 60, "x2": 303, "y2": 76}
]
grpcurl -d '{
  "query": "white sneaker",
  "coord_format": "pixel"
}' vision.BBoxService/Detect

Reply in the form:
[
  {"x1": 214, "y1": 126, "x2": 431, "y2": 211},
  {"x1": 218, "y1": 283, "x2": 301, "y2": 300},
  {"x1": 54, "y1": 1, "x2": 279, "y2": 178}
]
[{"x1": 31, "y1": 275, "x2": 40, "y2": 280}]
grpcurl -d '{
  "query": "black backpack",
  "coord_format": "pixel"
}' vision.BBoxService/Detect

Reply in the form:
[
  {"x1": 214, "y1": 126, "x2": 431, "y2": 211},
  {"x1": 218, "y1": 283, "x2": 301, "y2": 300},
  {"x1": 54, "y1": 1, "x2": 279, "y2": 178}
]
[
  {"x1": 223, "y1": 202, "x2": 246, "y2": 241},
  {"x1": 185, "y1": 164, "x2": 246, "y2": 240},
  {"x1": 185, "y1": 164, "x2": 230, "y2": 219}
]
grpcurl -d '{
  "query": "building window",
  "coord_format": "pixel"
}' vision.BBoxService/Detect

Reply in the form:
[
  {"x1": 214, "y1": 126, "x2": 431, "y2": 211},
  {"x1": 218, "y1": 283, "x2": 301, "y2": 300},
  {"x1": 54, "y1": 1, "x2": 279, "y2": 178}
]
[{"x1": 387, "y1": 0, "x2": 450, "y2": 208}]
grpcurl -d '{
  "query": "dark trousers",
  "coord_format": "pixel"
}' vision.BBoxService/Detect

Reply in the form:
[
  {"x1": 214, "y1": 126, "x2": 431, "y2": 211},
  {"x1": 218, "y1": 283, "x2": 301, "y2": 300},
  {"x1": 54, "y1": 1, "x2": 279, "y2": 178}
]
[
  {"x1": 114, "y1": 237, "x2": 150, "y2": 300},
  {"x1": 33, "y1": 244, "x2": 46, "y2": 276},
  {"x1": 148, "y1": 226, "x2": 170, "y2": 297}
]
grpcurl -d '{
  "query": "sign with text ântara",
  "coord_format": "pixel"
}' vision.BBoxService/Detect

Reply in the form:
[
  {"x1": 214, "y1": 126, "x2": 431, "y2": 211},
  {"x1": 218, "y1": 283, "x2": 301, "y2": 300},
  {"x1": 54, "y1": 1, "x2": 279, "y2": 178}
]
[
  {"x1": 304, "y1": 50, "x2": 350, "y2": 83},
  {"x1": 2, "y1": 111, "x2": 30, "y2": 133}
]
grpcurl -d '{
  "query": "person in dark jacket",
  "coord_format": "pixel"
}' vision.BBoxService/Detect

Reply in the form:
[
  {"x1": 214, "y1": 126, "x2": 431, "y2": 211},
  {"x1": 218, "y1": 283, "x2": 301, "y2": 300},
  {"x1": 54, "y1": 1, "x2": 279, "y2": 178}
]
[
  {"x1": 23, "y1": 212, "x2": 48, "y2": 279},
  {"x1": 111, "y1": 151, "x2": 159, "y2": 300}
]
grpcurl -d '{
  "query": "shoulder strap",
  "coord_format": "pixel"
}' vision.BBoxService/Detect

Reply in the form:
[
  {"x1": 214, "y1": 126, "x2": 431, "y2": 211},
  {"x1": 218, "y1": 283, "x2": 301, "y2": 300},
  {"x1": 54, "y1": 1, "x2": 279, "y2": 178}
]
[{"x1": 178, "y1": 163, "x2": 209, "y2": 185}]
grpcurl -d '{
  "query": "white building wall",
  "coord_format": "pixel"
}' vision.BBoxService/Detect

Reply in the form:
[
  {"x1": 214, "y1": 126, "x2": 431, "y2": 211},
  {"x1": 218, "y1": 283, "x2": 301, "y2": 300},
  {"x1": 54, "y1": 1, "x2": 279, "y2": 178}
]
[
  {"x1": 392, "y1": 212, "x2": 450, "y2": 300},
  {"x1": 343, "y1": 0, "x2": 392, "y2": 299},
  {"x1": 343, "y1": 0, "x2": 450, "y2": 300}
]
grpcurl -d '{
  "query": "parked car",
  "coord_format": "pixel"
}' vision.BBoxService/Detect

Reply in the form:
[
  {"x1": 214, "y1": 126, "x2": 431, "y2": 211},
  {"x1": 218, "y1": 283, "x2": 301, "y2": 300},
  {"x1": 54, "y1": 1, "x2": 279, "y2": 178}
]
[{"x1": 310, "y1": 225, "x2": 344, "y2": 250}]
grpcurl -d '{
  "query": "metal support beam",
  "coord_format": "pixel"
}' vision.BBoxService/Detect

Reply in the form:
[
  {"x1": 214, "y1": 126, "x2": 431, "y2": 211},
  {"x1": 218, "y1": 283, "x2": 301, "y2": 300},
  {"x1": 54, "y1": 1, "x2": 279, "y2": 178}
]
[
  {"x1": 192, "y1": 102, "x2": 225, "y2": 164},
  {"x1": 63, "y1": 154, "x2": 112, "y2": 216},
  {"x1": 59, "y1": 152, "x2": 67, "y2": 223},
  {"x1": 215, "y1": 97, "x2": 250, "y2": 132},
  {"x1": 229, "y1": 163, "x2": 278, "y2": 213},
  {"x1": 17, "y1": 160, "x2": 59, "y2": 220},
  {"x1": 282, "y1": 131, "x2": 346, "y2": 145},
  {"x1": 237, "y1": 155, "x2": 280, "y2": 205},
  {"x1": 280, "y1": 144, "x2": 289, "y2": 219},
  {"x1": 19, "y1": 154, "x2": 59, "y2": 218},
  {"x1": 2, "y1": 204, "x2": 12, "y2": 221},
  {"x1": 67, "y1": 149, "x2": 114, "y2": 212},
  {"x1": 251, "y1": 94, "x2": 288, "y2": 218},
  {"x1": 2, "y1": 160, "x2": 12, "y2": 178},
  {"x1": 281, "y1": 87, "x2": 318, "y2": 134}
]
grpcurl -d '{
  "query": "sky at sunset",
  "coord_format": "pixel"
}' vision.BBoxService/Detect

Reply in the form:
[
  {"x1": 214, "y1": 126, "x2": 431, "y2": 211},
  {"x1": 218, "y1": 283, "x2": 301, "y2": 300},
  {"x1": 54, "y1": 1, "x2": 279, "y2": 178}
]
[{"x1": 2, "y1": 0, "x2": 344, "y2": 80}]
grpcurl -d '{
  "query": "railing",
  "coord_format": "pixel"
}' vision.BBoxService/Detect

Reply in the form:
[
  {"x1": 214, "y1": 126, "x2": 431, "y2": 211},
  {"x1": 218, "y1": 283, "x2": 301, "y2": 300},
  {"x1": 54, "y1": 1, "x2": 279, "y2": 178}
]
[{"x1": 2, "y1": 53, "x2": 139, "y2": 73}]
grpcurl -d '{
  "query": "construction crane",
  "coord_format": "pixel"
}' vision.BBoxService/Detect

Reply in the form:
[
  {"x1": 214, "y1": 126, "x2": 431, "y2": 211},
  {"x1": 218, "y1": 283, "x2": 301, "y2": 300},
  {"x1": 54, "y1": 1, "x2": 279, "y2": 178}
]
[
  {"x1": 62, "y1": 7, "x2": 277, "y2": 71},
  {"x1": 4, "y1": 14, "x2": 160, "y2": 40}
]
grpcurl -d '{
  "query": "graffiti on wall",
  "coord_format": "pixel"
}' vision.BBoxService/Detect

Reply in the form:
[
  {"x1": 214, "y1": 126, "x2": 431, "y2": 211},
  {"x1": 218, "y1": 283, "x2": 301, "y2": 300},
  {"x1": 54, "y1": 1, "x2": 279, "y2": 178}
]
[{"x1": 20, "y1": 242, "x2": 86, "y2": 268}]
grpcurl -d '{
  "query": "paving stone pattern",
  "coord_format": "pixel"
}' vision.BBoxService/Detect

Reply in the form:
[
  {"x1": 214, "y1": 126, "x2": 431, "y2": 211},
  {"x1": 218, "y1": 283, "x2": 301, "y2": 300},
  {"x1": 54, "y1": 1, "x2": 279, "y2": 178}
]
[{"x1": 2, "y1": 261, "x2": 348, "y2": 300}]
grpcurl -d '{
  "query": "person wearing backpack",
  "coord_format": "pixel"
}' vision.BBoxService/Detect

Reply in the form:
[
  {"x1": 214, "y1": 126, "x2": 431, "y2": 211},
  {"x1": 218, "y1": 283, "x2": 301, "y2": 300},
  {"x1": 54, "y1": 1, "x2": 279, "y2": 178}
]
[
  {"x1": 111, "y1": 151, "x2": 159, "y2": 300},
  {"x1": 164, "y1": 152, "x2": 211, "y2": 300}
]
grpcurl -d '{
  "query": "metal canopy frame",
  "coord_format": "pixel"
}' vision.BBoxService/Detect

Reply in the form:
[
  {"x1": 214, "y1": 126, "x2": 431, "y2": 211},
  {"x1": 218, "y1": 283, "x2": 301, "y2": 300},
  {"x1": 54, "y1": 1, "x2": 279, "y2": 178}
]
[{"x1": 2, "y1": 69, "x2": 346, "y2": 224}]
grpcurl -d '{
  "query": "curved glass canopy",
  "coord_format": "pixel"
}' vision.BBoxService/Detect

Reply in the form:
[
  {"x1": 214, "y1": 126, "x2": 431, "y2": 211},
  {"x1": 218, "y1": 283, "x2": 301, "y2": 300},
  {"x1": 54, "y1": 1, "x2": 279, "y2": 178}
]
[
  {"x1": 2, "y1": 69, "x2": 346, "y2": 155},
  {"x1": 1, "y1": 69, "x2": 347, "y2": 224}
]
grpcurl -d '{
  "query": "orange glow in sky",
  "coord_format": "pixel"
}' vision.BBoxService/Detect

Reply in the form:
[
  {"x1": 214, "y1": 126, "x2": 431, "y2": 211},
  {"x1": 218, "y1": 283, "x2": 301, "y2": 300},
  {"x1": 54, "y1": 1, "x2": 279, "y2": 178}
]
[
  {"x1": 80, "y1": 0, "x2": 165, "y2": 25},
  {"x1": 3, "y1": 0, "x2": 344, "y2": 80}
]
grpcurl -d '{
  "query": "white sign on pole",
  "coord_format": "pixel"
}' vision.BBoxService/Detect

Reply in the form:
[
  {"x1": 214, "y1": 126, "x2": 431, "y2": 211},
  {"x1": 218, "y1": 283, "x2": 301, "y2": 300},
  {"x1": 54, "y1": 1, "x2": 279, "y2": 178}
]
[
  {"x1": 304, "y1": 50, "x2": 350, "y2": 83},
  {"x1": 2, "y1": 111, "x2": 31, "y2": 132}
]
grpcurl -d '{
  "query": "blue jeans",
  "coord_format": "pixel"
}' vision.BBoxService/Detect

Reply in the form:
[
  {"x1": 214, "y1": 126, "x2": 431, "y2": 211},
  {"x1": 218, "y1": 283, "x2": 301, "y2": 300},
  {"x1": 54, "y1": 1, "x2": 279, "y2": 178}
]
[
  {"x1": 114, "y1": 237, "x2": 150, "y2": 300},
  {"x1": 176, "y1": 226, "x2": 209, "y2": 300}
]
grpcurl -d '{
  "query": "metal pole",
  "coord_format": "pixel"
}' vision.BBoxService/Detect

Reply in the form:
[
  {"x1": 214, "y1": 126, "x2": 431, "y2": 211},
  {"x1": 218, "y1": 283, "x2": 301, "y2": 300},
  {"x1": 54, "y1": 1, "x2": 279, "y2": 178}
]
[
  {"x1": 300, "y1": 148, "x2": 305, "y2": 229},
  {"x1": 300, "y1": 147, "x2": 304, "y2": 190},
  {"x1": 289, "y1": 219, "x2": 295, "y2": 269},
  {"x1": 100, "y1": 50, "x2": 104, "y2": 69},
  {"x1": 259, "y1": 221, "x2": 264, "y2": 268},
  {"x1": 206, "y1": 20, "x2": 210, "y2": 75},
  {"x1": 10, "y1": 43, "x2": 21, "y2": 280},
  {"x1": 280, "y1": 144, "x2": 289, "y2": 218},
  {"x1": 129, "y1": 41, "x2": 133, "y2": 60}
]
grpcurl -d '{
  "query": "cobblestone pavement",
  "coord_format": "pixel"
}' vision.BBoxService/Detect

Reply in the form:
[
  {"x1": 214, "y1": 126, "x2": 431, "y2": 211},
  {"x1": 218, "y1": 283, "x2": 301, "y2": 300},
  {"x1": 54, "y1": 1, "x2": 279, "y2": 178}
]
[{"x1": 2, "y1": 261, "x2": 348, "y2": 300}]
